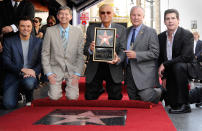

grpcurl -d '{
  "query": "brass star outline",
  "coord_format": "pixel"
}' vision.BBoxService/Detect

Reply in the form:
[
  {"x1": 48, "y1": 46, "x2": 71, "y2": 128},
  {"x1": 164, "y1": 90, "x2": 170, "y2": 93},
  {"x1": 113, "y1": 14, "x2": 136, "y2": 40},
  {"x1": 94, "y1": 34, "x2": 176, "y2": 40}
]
[
  {"x1": 50, "y1": 111, "x2": 122, "y2": 125},
  {"x1": 98, "y1": 31, "x2": 112, "y2": 46}
]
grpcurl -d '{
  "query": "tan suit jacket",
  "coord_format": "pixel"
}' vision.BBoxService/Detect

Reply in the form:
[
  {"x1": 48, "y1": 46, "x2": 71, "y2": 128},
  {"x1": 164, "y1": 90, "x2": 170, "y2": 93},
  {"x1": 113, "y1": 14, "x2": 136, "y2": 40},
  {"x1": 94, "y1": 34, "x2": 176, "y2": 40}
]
[{"x1": 42, "y1": 24, "x2": 84, "y2": 81}]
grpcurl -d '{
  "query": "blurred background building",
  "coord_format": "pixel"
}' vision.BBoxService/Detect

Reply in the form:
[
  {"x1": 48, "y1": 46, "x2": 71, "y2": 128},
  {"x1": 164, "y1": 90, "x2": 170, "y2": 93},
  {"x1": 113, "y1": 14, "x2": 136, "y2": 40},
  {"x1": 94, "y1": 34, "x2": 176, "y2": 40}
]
[{"x1": 17, "y1": 0, "x2": 202, "y2": 36}]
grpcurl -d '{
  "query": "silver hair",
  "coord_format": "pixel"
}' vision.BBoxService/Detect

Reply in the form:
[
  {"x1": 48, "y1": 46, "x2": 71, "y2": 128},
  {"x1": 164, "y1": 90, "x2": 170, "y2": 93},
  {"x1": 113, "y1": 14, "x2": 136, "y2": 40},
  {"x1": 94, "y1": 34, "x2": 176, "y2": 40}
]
[
  {"x1": 130, "y1": 6, "x2": 145, "y2": 16},
  {"x1": 57, "y1": 6, "x2": 72, "y2": 16}
]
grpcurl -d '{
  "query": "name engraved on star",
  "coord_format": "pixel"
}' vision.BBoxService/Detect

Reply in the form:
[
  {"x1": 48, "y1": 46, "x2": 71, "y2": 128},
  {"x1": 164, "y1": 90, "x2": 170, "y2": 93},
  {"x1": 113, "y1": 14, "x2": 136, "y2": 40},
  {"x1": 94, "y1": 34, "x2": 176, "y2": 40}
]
[
  {"x1": 94, "y1": 48, "x2": 113, "y2": 60},
  {"x1": 93, "y1": 27, "x2": 116, "y2": 62}
]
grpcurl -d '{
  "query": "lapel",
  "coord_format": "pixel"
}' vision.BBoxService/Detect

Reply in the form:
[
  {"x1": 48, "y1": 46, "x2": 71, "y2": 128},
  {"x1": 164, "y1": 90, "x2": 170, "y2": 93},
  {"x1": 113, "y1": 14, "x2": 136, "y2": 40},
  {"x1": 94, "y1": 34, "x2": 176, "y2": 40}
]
[
  {"x1": 126, "y1": 26, "x2": 133, "y2": 50},
  {"x1": 133, "y1": 25, "x2": 145, "y2": 49},
  {"x1": 55, "y1": 24, "x2": 65, "y2": 54},
  {"x1": 66, "y1": 25, "x2": 73, "y2": 53},
  {"x1": 15, "y1": 35, "x2": 23, "y2": 59},
  {"x1": 172, "y1": 27, "x2": 181, "y2": 56},
  {"x1": 161, "y1": 32, "x2": 168, "y2": 60},
  {"x1": 27, "y1": 35, "x2": 34, "y2": 63},
  {"x1": 195, "y1": 40, "x2": 200, "y2": 54},
  {"x1": 111, "y1": 23, "x2": 115, "y2": 28}
]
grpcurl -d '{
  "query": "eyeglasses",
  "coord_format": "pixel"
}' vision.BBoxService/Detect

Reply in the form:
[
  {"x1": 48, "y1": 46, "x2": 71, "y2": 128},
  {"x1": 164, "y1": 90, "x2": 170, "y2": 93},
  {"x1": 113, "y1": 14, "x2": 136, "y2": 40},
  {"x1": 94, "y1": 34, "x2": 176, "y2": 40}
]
[{"x1": 100, "y1": 11, "x2": 111, "y2": 15}]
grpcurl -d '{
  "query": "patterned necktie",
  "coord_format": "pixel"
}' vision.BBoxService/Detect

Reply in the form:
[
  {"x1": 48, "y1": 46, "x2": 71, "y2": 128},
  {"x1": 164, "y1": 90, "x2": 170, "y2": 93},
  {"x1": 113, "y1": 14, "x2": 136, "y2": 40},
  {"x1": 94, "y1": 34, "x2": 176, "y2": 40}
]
[
  {"x1": 61, "y1": 30, "x2": 67, "y2": 49},
  {"x1": 130, "y1": 28, "x2": 136, "y2": 49}
]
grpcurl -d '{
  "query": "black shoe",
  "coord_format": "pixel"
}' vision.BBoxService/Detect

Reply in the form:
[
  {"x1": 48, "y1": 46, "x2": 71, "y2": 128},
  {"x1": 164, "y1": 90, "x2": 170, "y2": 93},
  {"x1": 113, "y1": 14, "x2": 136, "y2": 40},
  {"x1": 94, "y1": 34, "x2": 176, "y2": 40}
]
[
  {"x1": 196, "y1": 102, "x2": 202, "y2": 107},
  {"x1": 169, "y1": 104, "x2": 191, "y2": 114},
  {"x1": 85, "y1": 88, "x2": 105, "y2": 100}
]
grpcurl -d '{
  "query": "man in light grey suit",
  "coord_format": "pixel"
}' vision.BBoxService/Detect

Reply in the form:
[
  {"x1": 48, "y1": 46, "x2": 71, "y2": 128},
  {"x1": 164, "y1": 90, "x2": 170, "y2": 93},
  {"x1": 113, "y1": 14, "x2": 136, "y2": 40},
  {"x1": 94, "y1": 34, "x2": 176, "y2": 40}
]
[
  {"x1": 42, "y1": 6, "x2": 84, "y2": 100},
  {"x1": 124, "y1": 6, "x2": 161, "y2": 103}
]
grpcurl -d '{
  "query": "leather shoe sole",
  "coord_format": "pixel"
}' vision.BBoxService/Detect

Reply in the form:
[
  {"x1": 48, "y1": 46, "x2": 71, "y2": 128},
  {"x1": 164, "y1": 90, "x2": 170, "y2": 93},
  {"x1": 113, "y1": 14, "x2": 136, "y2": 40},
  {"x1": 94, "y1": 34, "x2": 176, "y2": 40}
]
[{"x1": 169, "y1": 104, "x2": 191, "y2": 114}]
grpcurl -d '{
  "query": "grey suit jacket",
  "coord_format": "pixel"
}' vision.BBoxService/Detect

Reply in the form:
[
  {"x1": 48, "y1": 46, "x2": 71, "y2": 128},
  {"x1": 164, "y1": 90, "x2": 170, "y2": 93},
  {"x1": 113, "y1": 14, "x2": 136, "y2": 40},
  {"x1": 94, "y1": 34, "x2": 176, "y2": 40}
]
[
  {"x1": 42, "y1": 24, "x2": 84, "y2": 80},
  {"x1": 126, "y1": 24, "x2": 159, "y2": 90},
  {"x1": 84, "y1": 23, "x2": 126, "y2": 83}
]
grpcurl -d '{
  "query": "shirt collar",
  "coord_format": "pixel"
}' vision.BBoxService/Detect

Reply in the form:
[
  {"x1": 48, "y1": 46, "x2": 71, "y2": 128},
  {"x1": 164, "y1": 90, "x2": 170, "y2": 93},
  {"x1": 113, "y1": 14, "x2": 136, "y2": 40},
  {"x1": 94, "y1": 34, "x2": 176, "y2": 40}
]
[
  {"x1": 101, "y1": 23, "x2": 112, "y2": 28},
  {"x1": 166, "y1": 27, "x2": 178, "y2": 38},
  {"x1": 59, "y1": 24, "x2": 70, "y2": 32},
  {"x1": 11, "y1": 0, "x2": 20, "y2": 7},
  {"x1": 133, "y1": 24, "x2": 142, "y2": 32}
]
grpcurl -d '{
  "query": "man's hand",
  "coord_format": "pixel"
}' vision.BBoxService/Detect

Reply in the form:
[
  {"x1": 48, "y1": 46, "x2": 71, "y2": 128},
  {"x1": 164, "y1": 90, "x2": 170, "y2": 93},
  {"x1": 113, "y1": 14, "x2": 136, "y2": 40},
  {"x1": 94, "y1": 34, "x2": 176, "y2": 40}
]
[
  {"x1": 0, "y1": 41, "x2": 3, "y2": 53},
  {"x1": 162, "y1": 79, "x2": 166, "y2": 89},
  {"x1": 89, "y1": 41, "x2": 95, "y2": 52},
  {"x1": 71, "y1": 75, "x2": 80, "y2": 86},
  {"x1": 21, "y1": 68, "x2": 36, "y2": 77},
  {"x1": 48, "y1": 74, "x2": 57, "y2": 85},
  {"x1": 124, "y1": 50, "x2": 136, "y2": 59},
  {"x1": 158, "y1": 64, "x2": 165, "y2": 78},
  {"x1": 2, "y1": 26, "x2": 13, "y2": 34},
  {"x1": 107, "y1": 53, "x2": 120, "y2": 64}
]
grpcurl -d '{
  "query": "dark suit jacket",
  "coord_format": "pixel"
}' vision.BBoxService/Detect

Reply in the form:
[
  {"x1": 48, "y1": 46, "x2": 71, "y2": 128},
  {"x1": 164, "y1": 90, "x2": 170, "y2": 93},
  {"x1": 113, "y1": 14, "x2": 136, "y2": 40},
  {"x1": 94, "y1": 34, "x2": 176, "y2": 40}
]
[
  {"x1": 2, "y1": 34, "x2": 42, "y2": 87},
  {"x1": 195, "y1": 40, "x2": 202, "y2": 61},
  {"x1": 84, "y1": 23, "x2": 126, "y2": 83},
  {"x1": 0, "y1": 0, "x2": 34, "y2": 36},
  {"x1": 158, "y1": 27, "x2": 194, "y2": 69}
]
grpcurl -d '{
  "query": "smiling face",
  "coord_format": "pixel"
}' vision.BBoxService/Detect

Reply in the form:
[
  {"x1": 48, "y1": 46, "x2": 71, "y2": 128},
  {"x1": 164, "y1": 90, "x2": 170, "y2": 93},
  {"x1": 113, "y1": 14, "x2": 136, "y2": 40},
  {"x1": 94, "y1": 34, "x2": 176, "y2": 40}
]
[
  {"x1": 130, "y1": 7, "x2": 144, "y2": 28},
  {"x1": 99, "y1": 5, "x2": 113, "y2": 25},
  {"x1": 57, "y1": 9, "x2": 72, "y2": 25},
  {"x1": 164, "y1": 13, "x2": 179, "y2": 32},
  {"x1": 18, "y1": 20, "x2": 32, "y2": 39}
]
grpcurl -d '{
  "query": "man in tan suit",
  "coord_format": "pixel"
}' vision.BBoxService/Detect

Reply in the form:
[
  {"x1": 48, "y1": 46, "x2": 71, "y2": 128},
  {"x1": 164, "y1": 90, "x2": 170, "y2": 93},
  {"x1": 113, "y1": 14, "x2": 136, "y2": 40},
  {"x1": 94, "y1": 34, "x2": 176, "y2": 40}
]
[{"x1": 42, "y1": 6, "x2": 84, "y2": 100}]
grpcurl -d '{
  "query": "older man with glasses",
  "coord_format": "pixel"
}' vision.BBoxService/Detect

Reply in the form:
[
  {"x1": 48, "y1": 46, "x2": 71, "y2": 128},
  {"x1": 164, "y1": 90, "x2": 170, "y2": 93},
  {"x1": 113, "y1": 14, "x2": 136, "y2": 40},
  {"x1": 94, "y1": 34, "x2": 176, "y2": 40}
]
[{"x1": 84, "y1": 4, "x2": 126, "y2": 100}]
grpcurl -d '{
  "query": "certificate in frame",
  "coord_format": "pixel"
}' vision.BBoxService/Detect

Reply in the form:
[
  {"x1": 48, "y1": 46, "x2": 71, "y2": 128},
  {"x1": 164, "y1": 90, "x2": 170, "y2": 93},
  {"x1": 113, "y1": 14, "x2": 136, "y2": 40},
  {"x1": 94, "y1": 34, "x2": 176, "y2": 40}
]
[{"x1": 93, "y1": 27, "x2": 116, "y2": 62}]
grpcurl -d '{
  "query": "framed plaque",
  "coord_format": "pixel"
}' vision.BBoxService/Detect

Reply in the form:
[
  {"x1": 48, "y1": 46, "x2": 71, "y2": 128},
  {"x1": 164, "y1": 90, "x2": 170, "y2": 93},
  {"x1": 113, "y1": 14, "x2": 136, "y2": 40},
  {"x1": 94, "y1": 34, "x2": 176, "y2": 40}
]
[{"x1": 93, "y1": 27, "x2": 116, "y2": 62}]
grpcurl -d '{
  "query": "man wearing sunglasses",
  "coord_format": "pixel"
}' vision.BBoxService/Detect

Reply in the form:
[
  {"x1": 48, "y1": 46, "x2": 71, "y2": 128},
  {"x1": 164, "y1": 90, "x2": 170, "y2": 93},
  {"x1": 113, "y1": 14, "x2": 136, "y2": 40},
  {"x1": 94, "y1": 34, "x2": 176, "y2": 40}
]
[{"x1": 84, "y1": 4, "x2": 126, "y2": 100}]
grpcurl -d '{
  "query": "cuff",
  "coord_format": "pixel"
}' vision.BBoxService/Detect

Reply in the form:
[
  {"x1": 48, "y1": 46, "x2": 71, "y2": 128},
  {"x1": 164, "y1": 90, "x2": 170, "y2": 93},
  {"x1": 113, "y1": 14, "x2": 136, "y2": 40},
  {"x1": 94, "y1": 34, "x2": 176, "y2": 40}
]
[
  {"x1": 46, "y1": 72, "x2": 53, "y2": 77},
  {"x1": 74, "y1": 72, "x2": 81, "y2": 77},
  {"x1": 88, "y1": 48, "x2": 93, "y2": 55},
  {"x1": 10, "y1": 24, "x2": 18, "y2": 32}
]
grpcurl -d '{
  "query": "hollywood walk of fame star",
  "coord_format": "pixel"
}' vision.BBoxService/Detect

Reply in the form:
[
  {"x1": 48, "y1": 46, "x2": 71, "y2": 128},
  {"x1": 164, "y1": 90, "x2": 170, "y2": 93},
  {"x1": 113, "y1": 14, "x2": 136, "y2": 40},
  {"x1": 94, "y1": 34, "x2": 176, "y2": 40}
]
[
  {"x1": 50, "y1": 111, "x2": 122, "y2": 125},
  {"x1": 98, "y1": 31, "x2": 112, "y2": 46}
]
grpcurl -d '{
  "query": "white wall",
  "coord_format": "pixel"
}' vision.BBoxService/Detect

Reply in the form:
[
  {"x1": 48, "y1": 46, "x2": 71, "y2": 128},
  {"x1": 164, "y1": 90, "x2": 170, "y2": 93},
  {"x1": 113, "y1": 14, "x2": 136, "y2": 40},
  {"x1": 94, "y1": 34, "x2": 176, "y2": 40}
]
[{"x1": 160, "y1": 0, "x2": 202, "y2": 36}]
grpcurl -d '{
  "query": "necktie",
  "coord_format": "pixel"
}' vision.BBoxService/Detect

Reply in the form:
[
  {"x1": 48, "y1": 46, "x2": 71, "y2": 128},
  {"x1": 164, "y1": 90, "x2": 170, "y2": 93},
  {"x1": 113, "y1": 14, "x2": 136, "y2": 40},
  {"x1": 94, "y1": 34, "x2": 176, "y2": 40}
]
[
  {"x1": 61, "y1": 30, "x2": 67, "y2": 49},
  {"x1": 13, "y1": 2, "x2": 18, "y2": 12},
  {"x1": 130, "y1": 28, "x2": 136, "y2": 49},
  {"x1": 127, "y1": 29, "x2": 136, "y2": 64}
]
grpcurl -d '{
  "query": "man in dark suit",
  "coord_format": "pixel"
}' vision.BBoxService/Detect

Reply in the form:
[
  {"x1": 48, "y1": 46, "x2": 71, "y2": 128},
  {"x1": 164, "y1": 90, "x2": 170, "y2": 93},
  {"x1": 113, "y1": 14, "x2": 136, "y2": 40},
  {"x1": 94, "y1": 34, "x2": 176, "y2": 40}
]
[
  {"x1": 158, "y1": 9, "x2": 194, "y2": 114},
  {"x1": 84, "y1": 4, "x2": 126, "y2": 100},
  {"x1": 193, "y1": 31, "x2": 202, "y2": 62},
  {"x1": 2, "y1": 16, "x2": 42, "y2": 109},
  {"x1": 124, "y1": 6, "x2": 161, "y2": 103},
  {"x1": 0, "y1": 0, "x2": 34, "y2": 38}
]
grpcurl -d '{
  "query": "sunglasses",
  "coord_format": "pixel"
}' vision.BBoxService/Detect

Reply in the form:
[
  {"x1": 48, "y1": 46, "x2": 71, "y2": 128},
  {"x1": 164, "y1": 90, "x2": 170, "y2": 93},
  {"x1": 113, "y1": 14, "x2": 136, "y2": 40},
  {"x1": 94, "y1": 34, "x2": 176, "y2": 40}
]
[
  {"x1": 33, "y1": 20, "x2": 39, "y2": 23},
  {"x1": 48, "y1": 22, "x2": 54, "y2": 25},
  {"x1": 100, "y1": 11, "x2": 111, "y2": 15}
]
